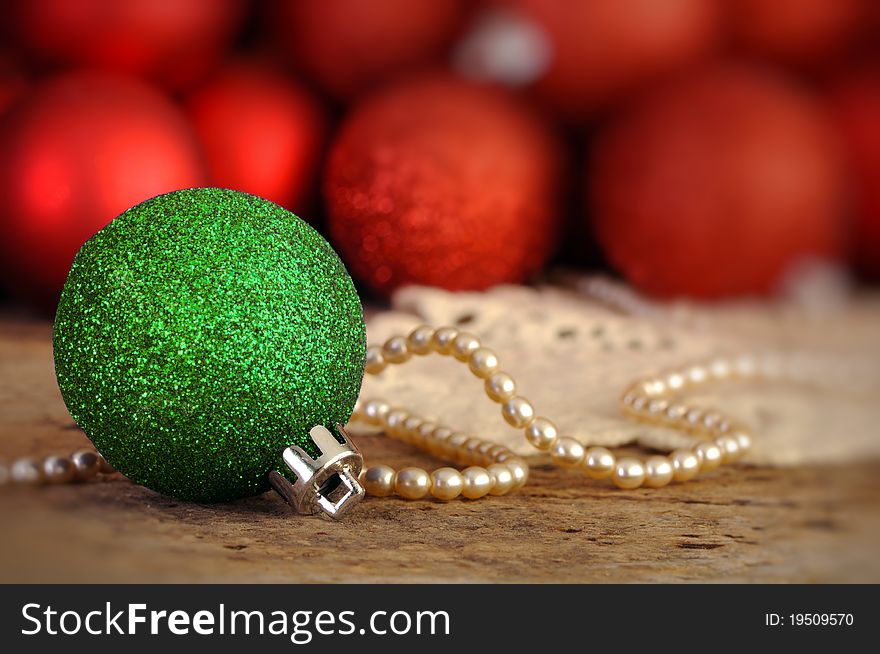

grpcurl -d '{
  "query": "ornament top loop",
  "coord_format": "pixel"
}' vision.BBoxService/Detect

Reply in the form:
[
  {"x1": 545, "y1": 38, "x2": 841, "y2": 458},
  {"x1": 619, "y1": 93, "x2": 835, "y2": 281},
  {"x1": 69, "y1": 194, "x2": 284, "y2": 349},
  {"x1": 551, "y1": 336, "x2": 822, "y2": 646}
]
[{"x1": 269, "y1": 425, "x2": 364, "y2": 520}]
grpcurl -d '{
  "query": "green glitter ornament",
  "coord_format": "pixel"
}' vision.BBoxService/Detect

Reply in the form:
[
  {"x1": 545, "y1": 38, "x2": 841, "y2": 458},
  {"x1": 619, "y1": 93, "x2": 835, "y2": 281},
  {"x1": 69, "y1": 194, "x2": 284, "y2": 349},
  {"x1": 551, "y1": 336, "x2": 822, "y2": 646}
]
[{"x1": 53, "y1": 188, "x2": 367, "y2": 506}]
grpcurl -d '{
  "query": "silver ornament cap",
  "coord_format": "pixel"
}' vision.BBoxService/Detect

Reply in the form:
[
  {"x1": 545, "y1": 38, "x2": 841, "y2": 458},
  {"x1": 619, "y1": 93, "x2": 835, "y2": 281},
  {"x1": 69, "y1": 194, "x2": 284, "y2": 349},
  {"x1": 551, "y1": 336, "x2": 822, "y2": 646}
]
[{"x1": 269, "y1": 424, "x2": 365, "y2": 519}]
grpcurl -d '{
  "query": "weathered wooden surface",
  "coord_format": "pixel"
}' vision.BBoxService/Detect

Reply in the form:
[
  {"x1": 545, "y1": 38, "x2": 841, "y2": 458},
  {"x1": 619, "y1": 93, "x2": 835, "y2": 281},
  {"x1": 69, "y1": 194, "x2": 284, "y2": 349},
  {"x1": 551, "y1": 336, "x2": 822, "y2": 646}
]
[{"x1": 1, "y1": 314, "x2": 878, "y2": 583}]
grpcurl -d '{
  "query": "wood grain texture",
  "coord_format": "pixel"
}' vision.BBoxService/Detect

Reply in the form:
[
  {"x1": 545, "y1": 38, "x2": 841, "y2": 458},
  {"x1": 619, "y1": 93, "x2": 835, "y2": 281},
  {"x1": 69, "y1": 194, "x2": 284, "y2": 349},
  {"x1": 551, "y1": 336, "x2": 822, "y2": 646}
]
[{"x1": 1, "y1": 314, "x2": 878, "y2": 583}]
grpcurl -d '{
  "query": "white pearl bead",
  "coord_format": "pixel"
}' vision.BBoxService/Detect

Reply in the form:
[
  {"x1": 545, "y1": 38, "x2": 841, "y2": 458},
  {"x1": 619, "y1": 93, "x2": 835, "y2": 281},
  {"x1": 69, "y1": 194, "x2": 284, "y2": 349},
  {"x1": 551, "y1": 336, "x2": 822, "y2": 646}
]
[
  {"x1": 715, "y1": 435, "x2": 742, "y2": 463},
  {"x1": 403, "y1": 416, "x2": 423, "y2": 439},
  {"x1": 524, "y1": 417, "x2": 558, "y2": 450},
  {"x1": 468, "y1": 347, "x2": 499, "y2": 378},
  {"x1": 487, "y1": 463, "x2": 515, "y2": 495},
  {"x1": 506, "y1": 458, "x2": 529, "y2": 489},
  {"x1": 612, "y1": 457, "x2": 645, "y2": 489},
  {"x1": 477, "y1": 441, "x2": 495, "y2": 465},
  {"x1": 664, "y1": 372, "x2": 685, "y2": 391},
  {"x1": 709, "y1": 358, "x2": 731, "y2": 380},
  {"x1": 444, "y1": 432, "x2": 470, "y2": 461},
  {"x1": 362, "y1": 399, "x2": 391, "y2": 426},
  {"x1": 383, "y1": 409, "x2": 409, "y2": 438},
  {"x1": 414, "y1": 421, "x2": 437, "y2": 447},
  {"x1": 735, "y1": 431, "x2": 752, "y2": 454},
  {"x1": 406, "y1": 325, "x2": 434, "y2": 355},
  {"x1": 430, "y1": 467, "x2": 464, "y2": 500},
  {"x1": 43, "y1": 456, "x2": 75, "y2": 483},
  {"x1": 382, "y1": 335, "x2": 411, "y2": 364},
  {"x1": 665, "y1": 403, "x2": 687, "y2": 422},
  {"x1": 459, "y1": 437, "x2": 481, "y2": 461},
  {"x1": 485, "y1": 372, "x2": 516, "y2": 403},
  {"x1": 364, "y1": 345, "x2": 386, "y2": 374},
  {"x1": 694, "y1": 442, "x2": 723, "y2": 471},
  {"x1": 685, "y1": 408, "x2": 703, "y2": 427},
  {"x1": 501, "y1": 396, "x2": 535, "y2": 428},
  {"x1": 97, "y1": 453, "x2": 114, "y2": 474},
  {"x1": 428, "y1": 427, "x2": 453, "y2": 457},
  {"x1": 71, "y1": 449, "x2": 101, "y2": 480},
  {"x1": 461, "y1": 466, "x2": 493, "y2": 499},
  {"x1": 629, "y1": 395, "x2": 648, "y2": 412},
  {"x1": 647, "y1": 398, "x2": 669, "y2": 415},
  {"x1": 487, "y1": 444, "x2": 508, "y2": 462},
  {"x1": 669, "y1": 449, "x2": 700, "y2": 482},
  {"x1": 641, "y1": 378, "x2": 667, "y2": 395},
  {"x1": 551, "y1": 436, "x2": 585, "y2": 468},
  {"x1": 583, "y1": 447, "x2": 616, "y2": 479},
  {"x1": 451, "y1": 332, "x2": 480, "y2": 361},
  {"x1": 643, "y1": 456, "x2": 673, "y2": 488},
  {"x1": 362, "y1": 465, "x2": 395, "y2": 497},
  {"x1": 11, "y1": 458, "x2": 43, "y2": 484},
  {"x1": 394, "y1": 467, "x2": 431, "y2": 499},
  {"x1": 687, "y1": 365, "x2": 708, "y2": 384},
  {"x1": 702, "y1": 411, "x2": 722, "y2": 432},
  {"x1": 431, "y1": 326, "x2": 459, "y2": 354}
]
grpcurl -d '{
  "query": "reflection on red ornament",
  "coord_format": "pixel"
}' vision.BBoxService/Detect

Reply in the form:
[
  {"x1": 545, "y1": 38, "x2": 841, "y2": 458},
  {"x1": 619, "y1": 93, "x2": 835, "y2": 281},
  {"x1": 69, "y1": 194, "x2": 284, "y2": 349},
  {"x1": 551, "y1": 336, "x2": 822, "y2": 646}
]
[
  {"x1": 0, "y1": 71, "x2": 206, "y2": 308},
  {"x1": 185, "y1": 62, "x2": 325, "y2": 213}
]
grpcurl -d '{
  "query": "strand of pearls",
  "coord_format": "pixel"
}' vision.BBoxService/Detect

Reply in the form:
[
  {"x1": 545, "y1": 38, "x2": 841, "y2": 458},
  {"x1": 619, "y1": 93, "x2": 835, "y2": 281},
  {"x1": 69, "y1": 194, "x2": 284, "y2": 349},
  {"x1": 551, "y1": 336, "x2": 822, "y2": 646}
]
[
  {"x1": 355, "y1": 325, "x2": 756, "y2": 495},
  {"x1": 352, "y1": 397, "x2": 528, "y2": 500},
  {"x1": 0, "y1": 449, "x2": 115, "y2": 486},
  {"x1": 350, "y1": 324, "x2": 529, "y2": 501},
  {"x1": 617, "y1": 355, "x2": 763, "y2": 488}
]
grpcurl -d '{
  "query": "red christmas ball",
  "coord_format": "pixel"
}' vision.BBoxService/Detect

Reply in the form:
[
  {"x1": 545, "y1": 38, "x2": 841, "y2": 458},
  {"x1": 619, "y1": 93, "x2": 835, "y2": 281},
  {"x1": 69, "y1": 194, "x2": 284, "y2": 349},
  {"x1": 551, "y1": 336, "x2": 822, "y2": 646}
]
[
  {"x1": 270, "y1": 0, "x2": 467, "y2": 100},
  {"x1": 590, "y1": 64, "x2": 847, "y2": 299},
  {"x1": 185, "y1": 62, "x2": 325, "y2": 212},
  {"x1": 727, "y1": 0, "x2": 870, "y2": 67},
  {"x1": 828, "y1": 67, "x2": 880, "y2": 278},
  {"x1": 10, "y1": 0, "x2": 244, "y2": 89},
  {"x1": 0, "y1": 71, "x2": 207, "y2": 308},
  {"x1": 503, "y1": 0, "x2": 721, "y2": 120},
  {"x1": 324, "y1": 75, "x2": 563, "y2": 296}
]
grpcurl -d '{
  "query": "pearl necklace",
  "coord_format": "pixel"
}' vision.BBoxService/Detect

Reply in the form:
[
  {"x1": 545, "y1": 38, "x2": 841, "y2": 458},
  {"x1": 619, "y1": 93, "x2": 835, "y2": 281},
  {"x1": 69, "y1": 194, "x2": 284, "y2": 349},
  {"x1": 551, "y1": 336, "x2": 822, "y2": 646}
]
[
  {"x1": 2, "y1": 323, "x2": 758, "y2": 503},
  {"x1": 350, "y1": 324, "x2": 753, "y2": 500}
]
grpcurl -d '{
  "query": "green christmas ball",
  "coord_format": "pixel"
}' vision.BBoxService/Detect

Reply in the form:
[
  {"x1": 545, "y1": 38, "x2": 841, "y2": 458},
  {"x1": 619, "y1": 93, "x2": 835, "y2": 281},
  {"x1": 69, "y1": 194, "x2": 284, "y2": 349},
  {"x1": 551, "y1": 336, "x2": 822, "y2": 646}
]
[{"x1": 53, "y1": 188, "x2": 366, "y2": 502}]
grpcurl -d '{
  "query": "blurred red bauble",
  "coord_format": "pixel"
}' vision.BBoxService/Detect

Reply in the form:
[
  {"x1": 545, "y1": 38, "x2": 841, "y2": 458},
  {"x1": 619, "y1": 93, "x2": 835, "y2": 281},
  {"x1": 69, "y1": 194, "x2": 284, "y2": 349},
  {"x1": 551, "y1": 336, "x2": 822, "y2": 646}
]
[
  {"x1": 324, "y1": 75, "x2": 562, "y2": 296},
  {"x1": 0, "y1": 71, "x2": 206, "y2": 308},
  {"x1": 10, "y1": 0, "x2": 244, "y2": 89},
  {"x1": 502, "y1": 0, "x2": 721, "y2": 120},
  {"x1": 828, "y1": 68, "x2": 880, "y2": 278},
  {"x1": 185, "y1": 62, "x2": 325, "y2": 212},
  {"x1": 270, "y1": 0, "x2": 467, "y2": 100},
  {"x1": 0, "y1": 55, "x2": 27, "y2": 115},
  {"x1": 727, "y1": 0, "x2": 870, "y2": 66},
  {"x1": 590, "y1": 64, "x2": 847, "y2": 299}
]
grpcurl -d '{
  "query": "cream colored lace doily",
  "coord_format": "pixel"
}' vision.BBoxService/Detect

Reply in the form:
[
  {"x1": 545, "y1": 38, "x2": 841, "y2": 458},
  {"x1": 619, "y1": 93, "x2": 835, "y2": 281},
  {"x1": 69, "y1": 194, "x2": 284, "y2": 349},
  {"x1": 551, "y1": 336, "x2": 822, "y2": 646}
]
[{"x1": 356, "y1": 281, "x2": 880, "y2": 466}]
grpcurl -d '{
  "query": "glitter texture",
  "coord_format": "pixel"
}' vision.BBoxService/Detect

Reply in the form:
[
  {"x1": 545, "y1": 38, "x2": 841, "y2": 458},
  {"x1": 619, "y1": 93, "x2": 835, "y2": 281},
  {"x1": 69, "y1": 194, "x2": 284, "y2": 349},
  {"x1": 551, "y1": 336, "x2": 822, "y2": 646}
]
[
  {"x1": 53, "y1": 188, "x2": 366, "y2": 502},
  {"x1": 324, "y1": 75, "x2": 562, "y2": 297}
]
